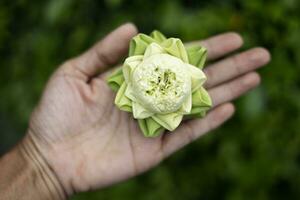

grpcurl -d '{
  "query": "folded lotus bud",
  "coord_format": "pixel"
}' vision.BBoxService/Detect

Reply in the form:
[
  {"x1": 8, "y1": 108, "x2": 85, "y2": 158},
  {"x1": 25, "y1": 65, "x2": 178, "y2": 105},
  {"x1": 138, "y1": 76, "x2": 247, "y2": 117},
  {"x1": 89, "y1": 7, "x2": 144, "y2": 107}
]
[{"x1": 107, "y1": 30, "x2": 212, "y2": 137}]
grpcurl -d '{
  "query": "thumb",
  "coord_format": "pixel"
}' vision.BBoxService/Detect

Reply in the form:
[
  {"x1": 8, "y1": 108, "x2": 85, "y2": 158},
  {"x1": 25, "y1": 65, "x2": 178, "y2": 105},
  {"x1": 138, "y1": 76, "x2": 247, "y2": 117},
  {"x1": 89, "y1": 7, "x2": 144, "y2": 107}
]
[{"x1": 64, "y1": 23, "x2": 138, "y2": 79}]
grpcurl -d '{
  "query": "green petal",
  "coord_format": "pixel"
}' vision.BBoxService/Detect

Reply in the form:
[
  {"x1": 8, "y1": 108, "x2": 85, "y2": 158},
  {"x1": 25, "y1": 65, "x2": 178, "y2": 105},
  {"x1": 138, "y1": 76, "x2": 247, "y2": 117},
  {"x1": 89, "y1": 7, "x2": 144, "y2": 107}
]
[
  {"x1": 187, "y1": 87, "x2": 212, "y2": 118},
  {"x1": 132, "y1": 101, "x2": 153, "y2": 119},
  {"x1": 186, "y1": 46, "x2": 207, "y2": 69},
  {"x1": 138, "y1": 118, "x2": 165, "y2": 137},
  {"x1": 115, "y1": 82, "x2": 132, "y2": 112},
  {"x1": 152, "y1": 113, "x2": 183, "y2": 131},
  {"x1": 123, "y1": 55, "x2": 143, "y2": 83},
  {"x1": 161, "y1": 38, "x2": 189, "y2": 63},
  {"x1": 186, "y1": 63, "x2": 206, "y2": 92},
  {"x1": 106, "y1": 68, "x2": 124, "y2": 92},
  {"x1": 186, "y1": 107, "x2": 208, "y2": 118},
  {"x1": 192, "y1": 86, "x2": 212, "y2": 107},
  {"x1": 129, "y1": 34, "x2": 156, "y2": 56},
  {"x1": 150, "y1": 30, "x2": 167, "y2": 43},
  {"x1": 143, "y1": 43, "x2": 165, "y2": 59}
]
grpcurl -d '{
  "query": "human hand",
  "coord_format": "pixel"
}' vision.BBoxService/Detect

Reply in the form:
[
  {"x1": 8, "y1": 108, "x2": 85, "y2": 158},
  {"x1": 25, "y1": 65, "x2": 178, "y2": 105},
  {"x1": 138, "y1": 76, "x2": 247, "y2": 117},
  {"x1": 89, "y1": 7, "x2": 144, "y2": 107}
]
[{"x1": 24, "y1": 23, "x2": 270, "y2": 197}]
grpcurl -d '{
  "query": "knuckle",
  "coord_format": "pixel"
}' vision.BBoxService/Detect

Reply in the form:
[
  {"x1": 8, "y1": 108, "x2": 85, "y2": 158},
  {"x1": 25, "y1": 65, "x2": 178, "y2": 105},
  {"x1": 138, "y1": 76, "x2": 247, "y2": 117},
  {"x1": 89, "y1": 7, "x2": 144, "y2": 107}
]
[
  {"x1": 231, "y1": 54, "x2": 243, "y2": 74},
  {"x1": 185, "y1": 122, "x2": 197, "y2": 143},
  {"x1": 94, "y1": 48, "x2": 114, "y2": 66}
]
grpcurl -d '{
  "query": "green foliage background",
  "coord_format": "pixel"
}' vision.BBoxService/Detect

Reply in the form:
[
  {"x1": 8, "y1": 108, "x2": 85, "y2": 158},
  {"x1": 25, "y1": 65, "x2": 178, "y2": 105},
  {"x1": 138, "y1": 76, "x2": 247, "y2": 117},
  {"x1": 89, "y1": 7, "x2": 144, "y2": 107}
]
[{"x1": 1, "y1": 0, "x2": 300, "y2": 199}]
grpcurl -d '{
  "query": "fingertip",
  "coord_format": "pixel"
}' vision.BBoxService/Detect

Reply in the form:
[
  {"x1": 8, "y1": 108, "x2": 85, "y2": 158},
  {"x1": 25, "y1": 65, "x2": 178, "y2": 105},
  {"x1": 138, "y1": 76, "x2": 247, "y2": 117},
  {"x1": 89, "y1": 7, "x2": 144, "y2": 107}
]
[
  {"x1": 207, "y1": 103, "x2": 235, "y2": 130},
  {"x1": 227, "y1": 32, "x2": 244, "y2": 48},
  {"x1": 121, "y1": 22, "x2": 138, "y2": 37},
  {"x1": 241, "y1": 72, "x2": 261, "y2": 90},
  {"x1": 213, "y1": 32, "x2": 243, "y2": 57},
  {"x1": 222, "y1": 102, "x2": 235, "y2": 118},
  {"x1": 253, "y1": 72, "x2": 261, "y2": 84},
  {"x1": 247, "y1": 72, "x2": 261, "y2": 86},
  {"x1": 254, "y1": 47, "x2": 271, "y2": 64}
]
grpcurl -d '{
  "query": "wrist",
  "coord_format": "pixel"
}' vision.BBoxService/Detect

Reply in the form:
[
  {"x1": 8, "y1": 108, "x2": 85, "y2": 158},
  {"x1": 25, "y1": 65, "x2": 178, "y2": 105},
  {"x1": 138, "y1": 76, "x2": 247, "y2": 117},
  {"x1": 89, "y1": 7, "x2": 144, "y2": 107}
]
[{"x1": 19, "y1": 134, "x2": 67, "y2": 200}]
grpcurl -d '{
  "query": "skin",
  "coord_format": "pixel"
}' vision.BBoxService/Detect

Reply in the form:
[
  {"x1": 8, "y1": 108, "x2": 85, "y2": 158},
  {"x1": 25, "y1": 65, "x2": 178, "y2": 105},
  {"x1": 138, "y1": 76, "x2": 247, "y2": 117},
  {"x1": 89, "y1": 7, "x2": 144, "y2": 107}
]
[{"x1": 0, "y1": 23, "x2": 270, "y2": 199}]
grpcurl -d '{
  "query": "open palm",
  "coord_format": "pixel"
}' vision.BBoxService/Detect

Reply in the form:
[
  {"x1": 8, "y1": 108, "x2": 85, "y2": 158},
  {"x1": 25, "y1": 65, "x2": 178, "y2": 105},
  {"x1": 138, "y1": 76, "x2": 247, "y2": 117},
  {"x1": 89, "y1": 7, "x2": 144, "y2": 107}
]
[{"x1": 27, "y1": 23, "x2": 270, "y2": 196}]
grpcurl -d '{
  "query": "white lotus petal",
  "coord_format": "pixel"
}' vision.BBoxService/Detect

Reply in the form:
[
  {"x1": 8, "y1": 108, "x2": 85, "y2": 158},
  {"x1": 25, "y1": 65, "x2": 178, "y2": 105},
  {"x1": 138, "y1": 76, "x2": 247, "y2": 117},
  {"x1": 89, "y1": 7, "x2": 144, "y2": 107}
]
[
  {"x1": 131, "y1": 54, "x2": 191, "y2": 114},
  {"x1": 124, "y1": 83, "x2": 138, "y2": 102},
  {"x1": 123, "y1": 55, "x2": 143, "y2": 83},
  {"x1": 185, "y1": 63, "x2": 206, "y2": 92},
  {"x1": 178, "y1": 93, "x2": 192, "y2": 114},
  {"x1": 132, "y1": 101, "x2": 153, "y2": 119},
  {"x1": 143, "y1": 43, "x2": 166, "y2": 59}
]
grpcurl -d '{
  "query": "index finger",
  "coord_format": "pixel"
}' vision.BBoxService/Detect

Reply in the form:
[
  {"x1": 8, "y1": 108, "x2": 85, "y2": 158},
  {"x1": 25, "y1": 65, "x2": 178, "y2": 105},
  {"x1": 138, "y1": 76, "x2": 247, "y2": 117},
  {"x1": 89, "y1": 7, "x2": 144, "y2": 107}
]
[
  {"x1": 185, "y1": 32, "x2": 243, "y2": 60},
  {"x1": 63, "y1": 23, "x2": 138, "y2": 80}
]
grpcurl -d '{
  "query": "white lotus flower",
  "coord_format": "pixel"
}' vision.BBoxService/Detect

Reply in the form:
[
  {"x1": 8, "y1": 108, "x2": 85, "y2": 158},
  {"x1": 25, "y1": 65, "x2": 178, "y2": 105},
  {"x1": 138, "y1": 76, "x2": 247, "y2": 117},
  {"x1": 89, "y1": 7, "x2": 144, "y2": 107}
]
[{"x1": 107, "y1": 31, "x2": 212, "y2": 137}]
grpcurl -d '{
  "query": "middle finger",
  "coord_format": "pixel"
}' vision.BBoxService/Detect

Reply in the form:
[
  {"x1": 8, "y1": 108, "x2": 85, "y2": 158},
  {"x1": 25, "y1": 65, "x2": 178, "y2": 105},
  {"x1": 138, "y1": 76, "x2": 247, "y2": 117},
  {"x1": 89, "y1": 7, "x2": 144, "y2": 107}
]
[{"x1": 204, "y1": 47, "x2": 270, "y2": 89}]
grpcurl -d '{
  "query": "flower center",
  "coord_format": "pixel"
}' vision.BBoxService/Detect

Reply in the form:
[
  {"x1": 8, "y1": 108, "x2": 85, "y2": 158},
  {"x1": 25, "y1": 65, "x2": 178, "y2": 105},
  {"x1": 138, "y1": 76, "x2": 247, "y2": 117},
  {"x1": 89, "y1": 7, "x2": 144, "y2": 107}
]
[{"x1": 131, "y1": 54, "x2": 191, "y2": 114}]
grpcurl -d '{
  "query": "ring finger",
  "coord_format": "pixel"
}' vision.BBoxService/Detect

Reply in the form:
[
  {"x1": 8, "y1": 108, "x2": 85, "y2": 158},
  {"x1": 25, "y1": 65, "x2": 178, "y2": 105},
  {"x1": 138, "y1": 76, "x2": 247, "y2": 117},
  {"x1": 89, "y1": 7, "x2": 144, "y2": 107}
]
[{"x1": 204, "y1": 47, "x2": 270, "y2": 89}]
